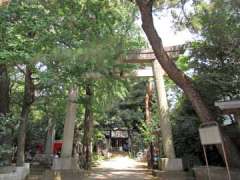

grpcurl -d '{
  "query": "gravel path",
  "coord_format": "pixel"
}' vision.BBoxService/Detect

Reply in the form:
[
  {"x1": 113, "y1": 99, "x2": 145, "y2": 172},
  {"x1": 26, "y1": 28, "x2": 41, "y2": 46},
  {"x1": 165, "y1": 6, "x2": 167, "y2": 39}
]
[{"x1": 83, "y1": 156, "x2": 155, "y2": 180}]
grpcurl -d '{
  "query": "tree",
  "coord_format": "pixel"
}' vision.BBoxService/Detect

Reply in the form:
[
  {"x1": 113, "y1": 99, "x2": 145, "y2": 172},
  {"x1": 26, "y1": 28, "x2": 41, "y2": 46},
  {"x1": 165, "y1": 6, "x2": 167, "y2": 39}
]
[
  {"x1": 0, "y1": 64, "x2": 10, "y2": 116},
  {"x1": 134, "y1": 0, "x2": 240, "y2": 168},
  {"x1": 169, "y1": 0, "x2": 240, "y2": 167},
  {"x1": 82, "y1": 82, "x2": 94, "y2": 170},
  {"x1": 1, "y1": 0, "x2": 144, "y2": 169},
  {"x1": 16, "y1": 65, "x2": 34, "y2": 166},
  {"x1": 0, "y1": 0, "x2": 57, "y2": 166}
]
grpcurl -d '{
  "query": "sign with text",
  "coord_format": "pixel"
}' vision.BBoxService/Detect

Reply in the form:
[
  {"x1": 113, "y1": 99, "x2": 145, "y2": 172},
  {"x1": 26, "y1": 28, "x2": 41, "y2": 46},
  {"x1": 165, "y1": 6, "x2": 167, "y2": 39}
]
[{"x1": 199, "y1": 125, "x2": 222, "y2": 145}]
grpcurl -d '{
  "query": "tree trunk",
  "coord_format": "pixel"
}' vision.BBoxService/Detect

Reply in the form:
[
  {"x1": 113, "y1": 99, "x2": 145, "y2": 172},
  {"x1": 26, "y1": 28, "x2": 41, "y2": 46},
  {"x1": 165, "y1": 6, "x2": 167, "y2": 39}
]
[
  {"x1": 16, "y1": 65, "x2": 34, "y2": 166},
  {"x1": 128, "y1": 129, "x2": 132, "y2": 153},
  {"x1": 82, "y1": 83, "x2": 94, "y2": 170},
  {"x1": 0, "y1": 64, "x2": 10, "y2": 116},
  {"x1": 145, "y1": 79, "x2": 153, "y2": 125},
  {"x1": 73, "y1": 126, "x2": 82, "y2": 158},
  {"x1": 145, "y1": 79, "x2": 154, "y2": 167},
  {"x1": 135, "y1": 0, "x2": 240, "y2": 168}
]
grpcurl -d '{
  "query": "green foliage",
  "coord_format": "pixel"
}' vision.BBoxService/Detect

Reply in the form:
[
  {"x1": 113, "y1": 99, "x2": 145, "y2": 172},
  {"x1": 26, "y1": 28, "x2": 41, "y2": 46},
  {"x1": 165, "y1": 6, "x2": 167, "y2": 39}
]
[
  {"x1": 0, "y1": 144, "x2": 12, "y2": 167},
  {"x1": 176, "y1": 55, "x2": 189, "y2": 71},
  {"x1": 168, "y1": 0, "x2": 240, "y2": 167},
  {"x1": 0, "y1": 0, "x2": 145, "y2": 160},
  {"x1": 170, "y1": 97, "x2": 202, "y2": 166},
  {"x1": 189, "y1": 0, "x2": 240, "y2": 104},
  {"x1": 0, "y1": 1, "x2": 57, "y2": 64},
  {"x1": 104, "y1": 81, "x2": 147, "y2": 130},
  {"x1": 0, "y1": 115, "x2": 16, "y2": 166}
]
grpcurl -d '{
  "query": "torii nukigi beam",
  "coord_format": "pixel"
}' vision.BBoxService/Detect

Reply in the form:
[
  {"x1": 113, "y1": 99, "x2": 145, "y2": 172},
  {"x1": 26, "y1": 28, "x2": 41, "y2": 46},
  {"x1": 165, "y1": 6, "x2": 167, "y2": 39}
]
[
  {"x1": 84, "y1": 67, "x2": 153, "y2": 79},
  {"x1": 215, "y1": 100, "x2": 240, "y2": 126},
  {"x1": 123, "y1": 45, "x2": 186, "y2": 160},
  {"x1": 215, "y1": 100, "x2": 240, "y2": 114}
]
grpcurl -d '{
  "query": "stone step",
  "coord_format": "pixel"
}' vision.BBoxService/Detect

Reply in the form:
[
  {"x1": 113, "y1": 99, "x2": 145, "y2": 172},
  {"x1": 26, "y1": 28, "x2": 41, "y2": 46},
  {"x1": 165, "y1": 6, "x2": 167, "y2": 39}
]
[
  {"x1": 26, "y1": 175, "x2": 43, "y2": 180},
  {"x1": 29, "y1": 168, "x2": 46, "y2": 175},
  {"x1": 28, "y1": 164, "x2": 48, "y2": 179}
]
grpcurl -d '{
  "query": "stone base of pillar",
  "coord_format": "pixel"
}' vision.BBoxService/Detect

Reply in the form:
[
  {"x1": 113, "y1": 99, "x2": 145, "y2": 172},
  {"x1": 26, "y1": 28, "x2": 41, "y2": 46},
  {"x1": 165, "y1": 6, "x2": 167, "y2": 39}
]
[
  {"x1": 159, "y1": 158, "x2": 183, "y2": 171},
  {"x1": 52, "y1": 158, "x2": 79, "y2": 170}
]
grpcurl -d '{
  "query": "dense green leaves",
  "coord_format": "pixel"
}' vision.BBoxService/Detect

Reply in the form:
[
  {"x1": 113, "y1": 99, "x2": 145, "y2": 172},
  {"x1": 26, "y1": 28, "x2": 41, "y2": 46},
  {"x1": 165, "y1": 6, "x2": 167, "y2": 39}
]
[
  {"x1": 168, "y1": 0, "x2": 240, "y2": 166},
  {"x1": 0, "y1": 0, "x2": 145, "y2": 163}
]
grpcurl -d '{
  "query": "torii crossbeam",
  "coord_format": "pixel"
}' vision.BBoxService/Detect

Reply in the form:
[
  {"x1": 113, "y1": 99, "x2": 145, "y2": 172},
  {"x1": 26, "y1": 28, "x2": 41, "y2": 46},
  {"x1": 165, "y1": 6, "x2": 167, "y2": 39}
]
[{"x1": 123, "y1": 45, "x2": 186, "y2": 64}]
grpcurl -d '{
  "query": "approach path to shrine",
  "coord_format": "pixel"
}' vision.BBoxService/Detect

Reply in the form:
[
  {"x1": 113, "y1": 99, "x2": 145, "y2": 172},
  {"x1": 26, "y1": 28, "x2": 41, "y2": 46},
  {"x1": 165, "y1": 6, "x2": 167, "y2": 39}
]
[{"x1": 83, "y1": 154, "x2": 155, "y2": 180}]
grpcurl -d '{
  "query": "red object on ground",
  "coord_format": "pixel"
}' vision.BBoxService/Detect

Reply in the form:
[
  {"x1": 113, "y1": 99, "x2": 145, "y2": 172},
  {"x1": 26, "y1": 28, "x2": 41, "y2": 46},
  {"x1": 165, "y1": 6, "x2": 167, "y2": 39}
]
[
  {"x1": 53, "y1": 140, "x2": 63, "y2": 154},
  {"x1": 36, "y1": 143, "x2": 44, "y2": 153}
]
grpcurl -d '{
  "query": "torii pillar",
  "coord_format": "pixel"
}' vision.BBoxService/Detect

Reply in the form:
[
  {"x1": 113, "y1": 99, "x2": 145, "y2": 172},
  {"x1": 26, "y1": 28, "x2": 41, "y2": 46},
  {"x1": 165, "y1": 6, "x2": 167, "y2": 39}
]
[
  {"x1": 152, "y1": 59, "x2": 176, "y2": 159},
  {"x1": 52, "y1": 87, "x2": 79, "y2": 170},
  {"x1": 124, "y1": 46, "x2": 184, "y2": 171}
]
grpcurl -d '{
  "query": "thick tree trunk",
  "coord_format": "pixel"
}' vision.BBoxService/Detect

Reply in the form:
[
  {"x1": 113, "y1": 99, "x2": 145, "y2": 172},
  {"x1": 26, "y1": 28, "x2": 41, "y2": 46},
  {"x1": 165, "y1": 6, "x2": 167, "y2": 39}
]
[
  {"x1": 145, "y1": 79, "x2": 154, "y2": 167},
  {"x1": 82, "y1": 83, "x2": 94, "y2": 170},
  {"x1": 73, "y1": 126, "x2": 82, "y2": 158},
  {"x1": 16, "y1": 66, "x2": 34, "y2": 166},
  {"x1": 145, "y1": 79, "x2": 153, "y2": 125},
  {"x1": 135, "y1": 0, "x2": 240, "y2": 168},
  {"x1": 0, "y1": 64, "x2": 10, "y2": 116}
]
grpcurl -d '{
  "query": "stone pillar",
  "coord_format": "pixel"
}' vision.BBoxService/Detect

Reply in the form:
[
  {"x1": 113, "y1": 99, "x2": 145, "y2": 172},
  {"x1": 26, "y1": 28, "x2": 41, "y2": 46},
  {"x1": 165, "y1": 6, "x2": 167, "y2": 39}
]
[
  {"x1": 45, "y1": 119, "x2": 55, "y2": 157},
  {"x1": 52, "y1": 87, "x2": 79, "y2": 170},
  {"x1": 152, "y1": 59, "x2": 182, "y2": 171},
  {"x1": 61, "y1": 87, "x2": 78, "y2": 157},
  {"x1": 152, "y1": 59, "x2": 175, "y2": 159}
]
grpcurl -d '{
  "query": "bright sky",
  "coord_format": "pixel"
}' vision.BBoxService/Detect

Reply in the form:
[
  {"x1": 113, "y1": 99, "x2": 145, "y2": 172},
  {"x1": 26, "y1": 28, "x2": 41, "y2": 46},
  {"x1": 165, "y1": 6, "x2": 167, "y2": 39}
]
[{"x1": 137, "y1": 10, "x2": 196, "y2": 47}]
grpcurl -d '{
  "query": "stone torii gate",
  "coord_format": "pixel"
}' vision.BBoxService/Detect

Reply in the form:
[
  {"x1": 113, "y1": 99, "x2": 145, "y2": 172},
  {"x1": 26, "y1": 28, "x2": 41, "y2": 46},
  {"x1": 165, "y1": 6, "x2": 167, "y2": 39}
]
[
  {"x1": 55, "y1": 45, "x2": 185, "y2": 170},
  {"x1": 123, "y1": 45, "x2": 185, "y2": 170}
]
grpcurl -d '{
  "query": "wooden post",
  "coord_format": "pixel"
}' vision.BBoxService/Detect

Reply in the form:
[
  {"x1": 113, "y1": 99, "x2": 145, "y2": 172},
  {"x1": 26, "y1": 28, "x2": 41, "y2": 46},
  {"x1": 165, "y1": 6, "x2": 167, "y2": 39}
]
[
  {"x1": 61, "y1": 87, "x2": 78, "y2": 158},
  {"x1": 152, "y1": 59, "x2": 176, "y2": 159}
]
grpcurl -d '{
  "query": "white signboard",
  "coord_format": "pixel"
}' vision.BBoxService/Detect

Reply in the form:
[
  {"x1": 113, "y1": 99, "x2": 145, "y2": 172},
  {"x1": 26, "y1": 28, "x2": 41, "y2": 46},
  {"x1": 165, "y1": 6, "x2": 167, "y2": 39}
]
[
  {"x1": 111, "y1": 131, "x2": 128, "y2": 138},
  {"x1": 199, "y1": 126, "x2": 222, "y2": 145}
]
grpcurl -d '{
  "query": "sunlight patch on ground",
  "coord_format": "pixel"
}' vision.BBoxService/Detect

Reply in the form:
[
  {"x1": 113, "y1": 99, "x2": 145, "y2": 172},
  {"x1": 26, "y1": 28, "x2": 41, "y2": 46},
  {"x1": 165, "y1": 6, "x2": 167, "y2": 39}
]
[
  {"x1": 98, "y1": 156, "x2": 139, "y2": 170},
  {"x1": 84, "y1": 155, "x2": 155, "y2": 180}
]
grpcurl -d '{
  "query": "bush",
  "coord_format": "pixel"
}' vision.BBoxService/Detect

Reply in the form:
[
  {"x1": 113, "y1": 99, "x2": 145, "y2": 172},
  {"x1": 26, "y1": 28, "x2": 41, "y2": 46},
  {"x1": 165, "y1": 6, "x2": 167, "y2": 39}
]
[{"x1": 0, "y1": 144, "x2": 12, "y2": 167}]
